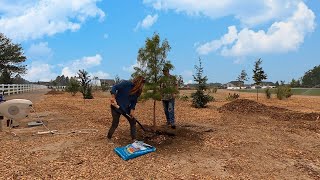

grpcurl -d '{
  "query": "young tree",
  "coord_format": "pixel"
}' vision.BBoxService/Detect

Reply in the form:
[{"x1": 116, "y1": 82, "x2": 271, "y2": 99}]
[
  {"x1": 177, "y1": 75, "x2": 184, "y2": 87},
  {"x1": 114, "y1": 75, "x2": 121, "y2": 84},
  {"x1": 133, "y1": 33, "x2": 172, "y2": 127},
  {"x1": 252, "y1": 58, "x2": 267, "y2": 100},
  {"x1": 191, "y1": 58, "x2": 213, "y2": 108},
  {"x1": 78, "y1": 69, "x2": 93, "y2": 99},
  {"x1": 236, "y1": 69, "x2": 248, "y2": 89},
  {"x1": 0, "y1": 33, "x2": 27, "y2": 74},
  {"x1": 66, "y1": 77, "x2": 80, "y2": 96}
]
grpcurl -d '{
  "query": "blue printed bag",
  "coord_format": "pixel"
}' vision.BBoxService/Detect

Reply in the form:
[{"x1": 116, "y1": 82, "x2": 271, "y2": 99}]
[{"x1": 114, "y1": 141, "x2": 156, "y2": 161}]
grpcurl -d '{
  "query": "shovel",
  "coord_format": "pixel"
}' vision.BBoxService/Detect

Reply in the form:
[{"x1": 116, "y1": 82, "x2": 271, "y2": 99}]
[{"x1": 111, "y1": 104, "x2": 175, "y2": 138}]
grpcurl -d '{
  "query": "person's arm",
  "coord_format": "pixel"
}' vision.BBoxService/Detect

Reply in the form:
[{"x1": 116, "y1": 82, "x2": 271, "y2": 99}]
[
  {"x1": 129, "y1": 95, "x2": 139, "y2": 117},
  {"x1": 110, "y1": 81, "x2": 127, "y2": 105}
]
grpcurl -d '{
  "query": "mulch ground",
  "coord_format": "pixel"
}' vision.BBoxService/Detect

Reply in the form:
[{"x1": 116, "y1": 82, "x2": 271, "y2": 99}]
[{"x1": 1, "y1": 90, "x2": 320, "y2": 179}]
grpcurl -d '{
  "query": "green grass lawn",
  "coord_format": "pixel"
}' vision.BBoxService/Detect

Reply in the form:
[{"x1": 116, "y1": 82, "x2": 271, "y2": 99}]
[{"x1": 236, "y1": 88, "x2": 320, "y2": 96}]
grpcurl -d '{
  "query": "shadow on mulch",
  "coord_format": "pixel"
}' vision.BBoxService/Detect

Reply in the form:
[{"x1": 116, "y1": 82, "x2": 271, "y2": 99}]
[{"x1": 218, "y1": 99, "x2": 320, "y2": 121}]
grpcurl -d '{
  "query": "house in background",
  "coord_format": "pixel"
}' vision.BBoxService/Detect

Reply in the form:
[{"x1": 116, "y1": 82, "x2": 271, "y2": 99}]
[
  {"x1": 225, "y1": 81, "x2": 244, "y2": 90},
  {"x1": 251, "y1": 81, "x2": 276, "y2": 89},
  {"x1": 100, "y1": 79, "x2": 116, "y2": 88}
]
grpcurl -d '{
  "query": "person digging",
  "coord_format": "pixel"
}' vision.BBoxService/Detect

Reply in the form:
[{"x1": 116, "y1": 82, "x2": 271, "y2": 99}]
[{"x1": 107, "y1": 76, "x2": 145, "y2": 144}]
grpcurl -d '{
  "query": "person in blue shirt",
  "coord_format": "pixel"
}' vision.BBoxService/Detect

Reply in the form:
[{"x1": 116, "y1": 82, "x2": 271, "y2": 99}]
[{"x1": 107, "y1": 76, "x2": 145, "y2": 142}]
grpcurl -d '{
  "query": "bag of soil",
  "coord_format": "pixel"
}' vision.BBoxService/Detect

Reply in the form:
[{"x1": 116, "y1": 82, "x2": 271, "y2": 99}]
[{"x1": 114, "y1": 141, "x2": 156, "y2": 160}]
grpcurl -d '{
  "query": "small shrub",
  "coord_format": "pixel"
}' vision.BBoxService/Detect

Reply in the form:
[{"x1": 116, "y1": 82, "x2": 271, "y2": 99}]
[
  {"x1": 179, "y1": 95, "x2": 189, "y2": 101},
  {"x1": 101, "y1": 84, "x2": 108, "y2": 92},
  {"x1": 226, "y1": 93, "x2": 240, "y2": 101},
  {"x1": 191, "y1": 90, "x2": 214, "y2": 108},
  {"x1": 276, "y1": 85, "x2": 292, "y2": 100},
  {"x1": 66, "y1": 78, "x2": 80, "y2": 96},
  {"x1": 210, "y1": 88, "x2": 218, "y2": 93},
  {"x1": 265, "y1": 88, "x2": 271, "y2": 99}
]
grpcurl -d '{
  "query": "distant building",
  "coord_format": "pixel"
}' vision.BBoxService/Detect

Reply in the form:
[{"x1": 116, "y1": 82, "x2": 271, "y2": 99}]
[
  {"x1": 225, "y1": 81, "x2": 244, "y2": 90},
  {"x1": 251, "y1": 81, "x2": 276, "y2": 89},
  {"x1": 100, "y1": 79, "x2": 116, "y2": 87}
]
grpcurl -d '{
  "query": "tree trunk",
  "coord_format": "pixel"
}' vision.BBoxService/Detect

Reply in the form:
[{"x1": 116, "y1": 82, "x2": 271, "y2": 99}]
[{"x1": 153, "y1": 100, "x2": 156, "y2": 129}]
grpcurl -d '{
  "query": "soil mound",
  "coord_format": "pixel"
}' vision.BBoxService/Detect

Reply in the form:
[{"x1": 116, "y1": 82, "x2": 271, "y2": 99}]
[{"x1": 218, "y1": 99, "x2": 320, "y2": 121}]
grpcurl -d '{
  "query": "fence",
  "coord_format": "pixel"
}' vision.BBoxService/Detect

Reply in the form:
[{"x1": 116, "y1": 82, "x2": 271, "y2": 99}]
[{"x1": 0, "y1": 84, "x2": 48, "y2": 96}]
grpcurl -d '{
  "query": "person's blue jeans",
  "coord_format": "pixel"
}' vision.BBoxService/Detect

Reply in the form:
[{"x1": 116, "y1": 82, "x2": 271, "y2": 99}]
[{"x1": 162, "y1": 99, "x2": 175, "y2": 126}]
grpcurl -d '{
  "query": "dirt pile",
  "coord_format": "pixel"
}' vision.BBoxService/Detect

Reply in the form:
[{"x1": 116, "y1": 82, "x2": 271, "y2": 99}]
[{"x1": 218, "y1": 99, "x2": 320, "y2": 121}]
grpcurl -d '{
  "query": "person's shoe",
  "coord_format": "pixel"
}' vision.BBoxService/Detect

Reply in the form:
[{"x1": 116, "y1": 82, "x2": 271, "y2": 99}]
[{"x1": 106, "y1": 138, "x2": 114, "y2": 144}]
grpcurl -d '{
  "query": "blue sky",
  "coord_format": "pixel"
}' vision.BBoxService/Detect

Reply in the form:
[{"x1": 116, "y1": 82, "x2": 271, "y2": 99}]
[{"x1": 0, "y1": 0, "x2": 319, "y2": 84}]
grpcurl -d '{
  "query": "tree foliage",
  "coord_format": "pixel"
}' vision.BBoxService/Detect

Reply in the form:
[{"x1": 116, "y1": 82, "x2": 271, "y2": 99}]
[
  {"x1": 236, "y1": 69, "x2": 248, "y2": 89},
  {"x1": 302, "y1": 65, "x2": 320, "y2": 87},
  {"x1": 133, "y1": 33, "x2": 172, "y2": 127},
  {"x1": 0, "y1": 69, "x2": 13, "y2": 84},
  {"x1": 191, "y1": 58, "x2": 213, "y2": 108},
  {"x1": 66, "y1": 77, "x2": 80, "y2": 96},
  {"x1": 78, "y1": 69, "x2": 93, "y2": 99},
  {"x1": 252, "y1": 58, "x2": 267, "y2": 100},
  {"x1": 0, "y1": 33, "x2": 26, "y2": 74}
]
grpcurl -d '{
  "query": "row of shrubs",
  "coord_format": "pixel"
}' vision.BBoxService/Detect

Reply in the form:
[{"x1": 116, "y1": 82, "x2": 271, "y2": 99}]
[
  {"x1": 265, "y1": 85, "x2": 292, "y2": 100},
  {"x1": 180, "y1": 86, "x2": 292, "y2": 101}
]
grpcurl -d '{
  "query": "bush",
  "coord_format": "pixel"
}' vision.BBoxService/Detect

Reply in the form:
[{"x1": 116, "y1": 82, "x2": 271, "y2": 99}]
[
  {"x1": 226, "y1": 93, "x2": 240, "y2": 101},
  {"x1": 66, "y1": 78, "x2": 80, "y2": 96},
  {"x1": 265, "y1": 88, "x2": 272, "y2": 99},
  {"x1": 191, "y1": 90, "x2": 214, "y2": 108},
  {"x1": 210, "y1": 88, "x2": 218, "y2": 93},
  {"x1": 276, "y1": 86, "x2": 292, "y2": 100},
  {"x1": 101, "y1": 84, "x2": 109, "y2": 92},
  {"x1": 179, "y1": 95, "x2": 189, "y2": 101}
]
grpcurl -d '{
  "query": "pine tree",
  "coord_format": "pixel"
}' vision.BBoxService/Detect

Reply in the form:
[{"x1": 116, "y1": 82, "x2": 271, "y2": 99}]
[
  {"x1": 252, "y1": 58, "x2": 267, "y2": 100},
  {"x1": 191, "y1": 58, "x2": 213, "y2": 108},
  {"x1": 78, "y1": 69, "x2": 93, "y2": 99}
]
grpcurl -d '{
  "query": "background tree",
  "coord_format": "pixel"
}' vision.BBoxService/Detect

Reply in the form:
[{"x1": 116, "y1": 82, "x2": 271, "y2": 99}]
[
  {"x1": 252, "y1": 58, "x2": 267, "y2": 100},
  {"x1": 12, "y1": 74, "x2": 29, "y2": 84},
  {"x1": 0, "y1": 33, "x2": 27, "y2": 78},
  {"x1": 114, "y1": 75, "x2": 121, "y2": 84},
  {"x1": 66, "y1": 77, "x2": 80, "y2": 96},
  {"x1": 191, "y1": 58, "x2": 213, "y2": 108},
  {"x1": 133, "y1": 33, "x2": 172, "y2": 128},
  {"x1": 0, "y1": 69, "x2": 13, "y2": 84},
  {"x1": 236, "y1": 69, "x2": 248, "y2": 89},
  {"x1": 177, "y1": 75, "x2": 184, "y2": 87},
  {"x1": 78, "y1": 69, "x2": 93, "y2": 99},
  {"x1": 301, "y1": 65, "x2": 320, "y2": 87}
]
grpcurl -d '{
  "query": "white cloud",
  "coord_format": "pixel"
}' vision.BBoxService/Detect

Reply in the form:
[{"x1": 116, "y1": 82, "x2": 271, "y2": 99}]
[
  {"x1": 90, "y1": 71, "x2": 111, "y2": 79},
  {"x1": 143, "y1": 0, "x2": 302, "y2": 26},
  {"x1": 134, "y1": 14, "x2": 158, "y2": 31},
  {"x1": 186, "y1": 80, "x2": 193, "y2": 84},
  {"x1": 23, "y1": 62, "x2": 57, "y2": 82},
  {"x1": 181, "y1": 70, "x2": 193, "y2": 85},
  {"x1": 0, "y1": 0, "x2": 105, "y2": 42},
  {"x1": 26, "y1": 42, "x2": 53, "y2": 61},
  {"x1": 122, "y1": 62, "x2": 139, "y2": 73},
  {"x1": 196, "y1": 2, "x2": 315, "y2": 57},
  {"x1": 61, "y1": 54, "x2": 103, "y2": 77}
]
